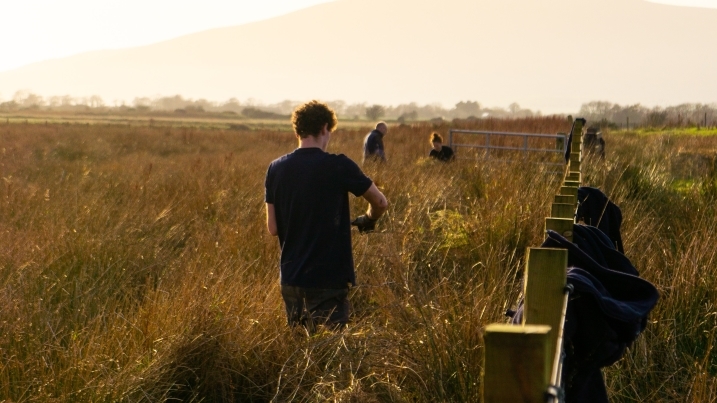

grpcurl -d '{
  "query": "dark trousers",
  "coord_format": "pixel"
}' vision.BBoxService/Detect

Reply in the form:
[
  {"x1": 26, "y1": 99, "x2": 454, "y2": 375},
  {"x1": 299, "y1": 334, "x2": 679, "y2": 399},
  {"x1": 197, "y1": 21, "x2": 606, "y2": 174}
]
[{"x1": 281, "y1": 285, "x2": 350, "y2": 332}]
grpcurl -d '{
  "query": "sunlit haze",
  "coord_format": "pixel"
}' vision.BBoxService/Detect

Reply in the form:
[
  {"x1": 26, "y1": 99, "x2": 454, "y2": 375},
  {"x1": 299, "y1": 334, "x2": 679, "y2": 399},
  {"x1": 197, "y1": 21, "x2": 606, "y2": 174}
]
[
  {"x1": 3, "y1": 0, "x2": 715, "y2": 74},
  {"x1": 1, "y1": 0, "x2": 716, "y2": 112},
  {"x1": 647, "y1": 0, "x2": 717, "y2": 7},
  {"x1": 0, "y1": 0, "x2": 334, "y2": 72}
]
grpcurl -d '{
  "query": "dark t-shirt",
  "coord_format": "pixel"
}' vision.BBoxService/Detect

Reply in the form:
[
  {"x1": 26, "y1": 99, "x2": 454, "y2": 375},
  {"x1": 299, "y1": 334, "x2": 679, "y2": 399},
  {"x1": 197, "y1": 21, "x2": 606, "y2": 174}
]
[
  {"x1": 265, "y1": 148, "x2": 373, "y2": 289},
  {"x1": 363, "y1": 130, "x2": 385, "y2": 161},
  {"x1": 429, "y1": 145, "x2": 454, "y2": 161}
]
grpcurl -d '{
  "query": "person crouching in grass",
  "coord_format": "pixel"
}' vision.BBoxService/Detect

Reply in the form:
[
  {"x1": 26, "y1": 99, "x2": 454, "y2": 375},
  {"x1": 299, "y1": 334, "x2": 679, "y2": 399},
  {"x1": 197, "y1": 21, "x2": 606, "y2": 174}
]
[
  {"x1": 265, "y1": 100, "x2": 388, "y2": 333},
  {"x1": 429, "y1": 132, "x2": 455, "y2": 162}
]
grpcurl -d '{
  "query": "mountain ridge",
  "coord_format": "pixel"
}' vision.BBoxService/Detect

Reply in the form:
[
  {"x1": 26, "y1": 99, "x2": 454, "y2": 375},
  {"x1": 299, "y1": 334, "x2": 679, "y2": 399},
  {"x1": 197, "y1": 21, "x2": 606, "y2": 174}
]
[{"x1": 1, "y1": 0, "x2": 715, "y2": 113}]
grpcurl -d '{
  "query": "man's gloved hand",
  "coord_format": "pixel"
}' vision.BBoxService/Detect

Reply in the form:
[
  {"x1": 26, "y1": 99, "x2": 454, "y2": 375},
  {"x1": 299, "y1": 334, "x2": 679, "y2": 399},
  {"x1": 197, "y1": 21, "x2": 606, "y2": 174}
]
[{"x1": 351, "y1": 214, "x2": 378, "y2": 233}]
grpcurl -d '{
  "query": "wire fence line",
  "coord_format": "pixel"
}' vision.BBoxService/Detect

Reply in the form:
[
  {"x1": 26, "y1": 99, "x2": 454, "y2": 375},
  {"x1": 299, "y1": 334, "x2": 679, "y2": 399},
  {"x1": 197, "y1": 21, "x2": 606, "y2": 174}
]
[{"x1": 482, "y1": 118, "x2": 586, "y2": 403}]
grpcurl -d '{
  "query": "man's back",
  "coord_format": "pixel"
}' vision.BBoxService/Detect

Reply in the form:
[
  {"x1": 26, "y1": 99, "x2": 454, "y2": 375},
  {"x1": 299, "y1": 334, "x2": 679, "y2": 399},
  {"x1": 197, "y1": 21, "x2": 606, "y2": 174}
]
[
  {"x1": 265, "y1": 148, "x2": 372, "y2": 289},
  {"x1": 265, "y1": 100, "x2": 387, "y2": 330}
]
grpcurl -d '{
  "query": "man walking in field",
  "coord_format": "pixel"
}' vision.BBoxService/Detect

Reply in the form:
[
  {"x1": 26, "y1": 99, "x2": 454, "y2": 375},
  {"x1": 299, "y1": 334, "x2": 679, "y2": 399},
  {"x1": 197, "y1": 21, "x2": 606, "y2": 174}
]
[
  {"x1": 363, "y1": 121, "x2": 388, "y2": 163},
  {"x1": 265, "y1": 100, "x2": 388, "y2": 331}
]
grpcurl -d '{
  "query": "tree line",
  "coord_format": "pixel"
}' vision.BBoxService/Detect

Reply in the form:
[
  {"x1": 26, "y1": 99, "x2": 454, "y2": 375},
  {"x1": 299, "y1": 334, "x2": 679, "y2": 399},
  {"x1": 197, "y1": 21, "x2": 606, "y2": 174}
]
[
  {"x1": 0, "y1": 92, "x2": 539, "y2": 121},
  {"x1": 579, "y1": 101, "x2": 717, "y2": 129},
  {"x1": 2, "y1": 91, "x2": 716, "y2": 127}
]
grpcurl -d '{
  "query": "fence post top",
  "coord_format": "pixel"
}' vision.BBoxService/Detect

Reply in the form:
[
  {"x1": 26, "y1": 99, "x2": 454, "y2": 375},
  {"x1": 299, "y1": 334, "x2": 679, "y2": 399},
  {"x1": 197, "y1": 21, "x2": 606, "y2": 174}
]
[{"x1": 484, "y1": 323, "x2": 551, "y2": 334}]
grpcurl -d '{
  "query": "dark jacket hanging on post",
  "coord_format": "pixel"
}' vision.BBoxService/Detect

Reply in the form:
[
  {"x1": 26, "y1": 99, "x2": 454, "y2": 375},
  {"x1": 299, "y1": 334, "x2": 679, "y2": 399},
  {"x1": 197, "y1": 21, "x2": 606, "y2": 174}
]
[
  {"x1": 543, "y1": 225, "x2": 659, "y2": 403},
  {"x1": 576, "y1": 187, "x2": 625, "y2": 253},
  {"x1": 510, "y1": 224, "x2": 659, "y2": 403}
]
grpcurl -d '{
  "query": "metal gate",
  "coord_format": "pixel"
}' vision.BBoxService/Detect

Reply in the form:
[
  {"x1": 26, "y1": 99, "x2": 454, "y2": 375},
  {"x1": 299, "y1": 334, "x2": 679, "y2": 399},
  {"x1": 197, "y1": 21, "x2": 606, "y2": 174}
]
[{"x1": 448, "y1": 129, "x2": 567, "y2": 167}]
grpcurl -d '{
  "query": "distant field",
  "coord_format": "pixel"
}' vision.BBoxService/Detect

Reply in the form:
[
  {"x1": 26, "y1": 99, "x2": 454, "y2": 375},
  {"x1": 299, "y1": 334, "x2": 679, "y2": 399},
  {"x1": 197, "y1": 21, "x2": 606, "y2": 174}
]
[
  {"x1": 0, "y1": 111, "x2": 389, "y2": 132},
  {"x1": 0, "y1": 111, "x2": 293, "y2": 131},
  {"x1": 634, "y1": 126, "x2": 717, "y2": 137},
  {"x1": 0, "y1": 117, "x2": 715, "y2": 401}
]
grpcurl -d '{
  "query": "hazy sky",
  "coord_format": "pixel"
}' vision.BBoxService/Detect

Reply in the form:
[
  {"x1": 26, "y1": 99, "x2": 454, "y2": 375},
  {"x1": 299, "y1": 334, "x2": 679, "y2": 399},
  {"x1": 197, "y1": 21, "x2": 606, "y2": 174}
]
[
  {"x1": 0, "y1": 0, "x2": 717, "y2": 71},
  {"x1": 648, "y1": 0, "x2": 717, "y2": 6},
  {"x1": 1, "y1": 0, "x2": 715, "y2": 74},
  {"x1": 0, "y1": 0, "x2": 334, "y2": 73},
  {"x1": 1, "y1": 0, "x2": 716, "y2": 111}
]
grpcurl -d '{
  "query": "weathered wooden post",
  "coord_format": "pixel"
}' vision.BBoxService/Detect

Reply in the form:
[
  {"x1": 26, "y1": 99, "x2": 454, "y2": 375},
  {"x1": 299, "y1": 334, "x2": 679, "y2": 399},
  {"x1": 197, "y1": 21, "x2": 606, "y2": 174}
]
[
  {"x1": 568, "y1": 153, "x2": 581, "y2": 173},
  {"x1": 571, "y1": 119, "x2": 584, "y2": 144},
  {"x1": 567, "y1": 118, "x2": 584, "y2": 177},
  {"x1": 482, "y1": 118, "x2": 584, "y2": 402},
  {"x1": 560, "y1": 174, "x2": 579, "y2": 205},
  {"x1": 554, "y1": 194, "x2": 574, "y2": 204},
  {"x1": 483, "y1": 324, "x2": 552, "y2": 403},
  {"x1": 551, "y1": 203, "x2": 575, "y2": 219},
  {"x1": 563, "y1": 188, "x2": 578, "y2": 205},
  {"x1": 559, "y1": 185, "x2": 577, "y2": 196},
  {"x1": 522, "y1": 248, "x2": 568, "y2": 367},
  {"x1": 545, "y1": 217, "x2": 573, "y2": 241}
]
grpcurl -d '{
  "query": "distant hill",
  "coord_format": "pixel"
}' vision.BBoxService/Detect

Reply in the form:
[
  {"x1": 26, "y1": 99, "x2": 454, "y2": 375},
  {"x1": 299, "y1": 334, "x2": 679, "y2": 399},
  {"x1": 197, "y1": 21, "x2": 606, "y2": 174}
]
[{"x1": 0, "y1": 0, "x2": 715, "y2": 113}]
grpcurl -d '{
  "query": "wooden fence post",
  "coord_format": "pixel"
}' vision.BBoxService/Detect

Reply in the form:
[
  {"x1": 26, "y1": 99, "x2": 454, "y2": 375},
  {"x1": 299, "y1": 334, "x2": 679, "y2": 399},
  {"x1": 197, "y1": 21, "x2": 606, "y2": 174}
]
[
  {"x1": 483, "y1": 324, "x2": 551, "y2": 403},
  {"x1": 559, "y1": 185, "x2": 578, "y2": 200},
  {"x1": 565, "y1": 172, "x2": 580, "y2": 182},
  {"x1": 569, "y1": 118, "x2": 584, "y2": 172},
  {"x1": 551, "y1": 203, "x2": 574, "y2": 219},
  {"x1": 569, "y1": 155, "x2": 580, "y2": 172},
  {"x1": 554, "y1": 194, "x2": 574, "y2": 204},
  {"x1": 522, "y1": 248, "x2": 568, "y2": 369},
  {"x1": 482, "y1": 117, "x2": 584, "y2": 403},
  {"x1": 545, "y1": 217, "x2": 574, "y2": 241}
]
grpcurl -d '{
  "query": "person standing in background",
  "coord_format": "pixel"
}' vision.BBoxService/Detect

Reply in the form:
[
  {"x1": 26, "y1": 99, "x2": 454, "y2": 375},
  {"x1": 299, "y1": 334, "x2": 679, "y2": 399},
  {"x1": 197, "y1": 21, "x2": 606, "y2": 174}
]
[{"x1": 363, "y1": 122, "x2": 388, "y2": 163}]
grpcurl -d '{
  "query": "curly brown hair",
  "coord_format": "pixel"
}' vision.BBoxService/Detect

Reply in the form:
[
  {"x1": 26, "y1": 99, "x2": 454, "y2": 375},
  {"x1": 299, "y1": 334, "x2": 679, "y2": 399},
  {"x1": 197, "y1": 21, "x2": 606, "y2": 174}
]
[
  {"x1": 430, "y1": 132, "x2": 443, "y2": 144},
  {"x1": 291, "y1": 100, "x2": 338, "y2": 138}
]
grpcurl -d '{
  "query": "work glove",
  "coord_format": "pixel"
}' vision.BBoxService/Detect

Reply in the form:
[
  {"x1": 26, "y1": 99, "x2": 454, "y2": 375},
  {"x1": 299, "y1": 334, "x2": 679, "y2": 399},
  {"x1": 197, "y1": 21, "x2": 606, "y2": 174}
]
[{"x1": 351, "y1": 214, "x2": 378, "y2": 233}]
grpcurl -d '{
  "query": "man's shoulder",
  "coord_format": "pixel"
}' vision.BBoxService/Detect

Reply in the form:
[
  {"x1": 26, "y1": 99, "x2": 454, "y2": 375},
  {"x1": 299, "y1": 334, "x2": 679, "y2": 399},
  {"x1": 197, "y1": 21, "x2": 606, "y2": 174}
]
[
  {"x1": 269, "y1": 148, "x2": 326, "y2": 164},
  {"x1": 326, "y1": 152, "x2": 357, "y2": 165},
  {"x1": 277, "y1": 150, "x2": 357, "y2": 166},
  {"x1": 268, "y1": 152, "x2": 292, "y2": 169},
  {"x1": 271, "y1": 152, "x2": 291, "y2": 163},
  {"x1": 327, "y1": 153, "x2": 367, "y2": 175}
]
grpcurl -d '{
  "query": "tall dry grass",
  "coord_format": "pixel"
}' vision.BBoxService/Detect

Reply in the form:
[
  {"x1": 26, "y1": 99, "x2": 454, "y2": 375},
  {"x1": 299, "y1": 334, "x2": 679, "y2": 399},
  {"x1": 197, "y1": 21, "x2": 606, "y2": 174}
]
[{"x1": 0, "y1": 119, "x2": 714, "y2": 402}]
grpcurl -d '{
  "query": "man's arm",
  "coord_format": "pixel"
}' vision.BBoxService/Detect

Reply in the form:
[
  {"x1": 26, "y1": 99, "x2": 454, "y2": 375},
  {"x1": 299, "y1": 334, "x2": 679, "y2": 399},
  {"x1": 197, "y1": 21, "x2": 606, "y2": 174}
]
[
  {"x1": 266, "y1": 203, "x2": 278, "y2": 236},
  {"x1": 362, "y1": 183, "x2": 388, "y2": 220},
  {"x1": 351, "y1": 183, "x2": 388, "y2": 233}
]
